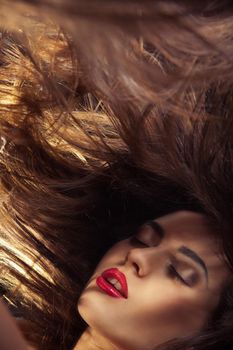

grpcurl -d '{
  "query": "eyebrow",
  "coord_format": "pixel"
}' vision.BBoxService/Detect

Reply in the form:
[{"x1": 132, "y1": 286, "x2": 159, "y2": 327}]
[
  {"x1": 178, "y1": 246, "x2": 208, "y2": 283},
  {"x1": 148, "y1": 220, "x2": 209, "y2": 284}
]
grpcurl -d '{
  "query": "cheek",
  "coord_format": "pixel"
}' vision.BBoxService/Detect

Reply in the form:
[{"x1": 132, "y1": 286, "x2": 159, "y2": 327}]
[
  {"x1": 122, "y1": 285, "x2": 211, "y2": 348},
  {"x1": 154, "y1": 296, "x2": 208, "y2": 333}
]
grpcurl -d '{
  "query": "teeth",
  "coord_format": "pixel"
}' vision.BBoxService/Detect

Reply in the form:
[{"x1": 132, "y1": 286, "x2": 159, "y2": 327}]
[
  {"x1": 108, "y1": 278, "x2": 118, "y2": 284},
  {"x1": 114, "y1": 281, "x2": 121, "y2": 291},
  {"x1": 106, "y1": 278, "x2": 122, "y2": 291}
]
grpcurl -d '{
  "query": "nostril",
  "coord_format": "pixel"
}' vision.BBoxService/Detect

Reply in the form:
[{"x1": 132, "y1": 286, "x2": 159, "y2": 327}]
[{"x1": 132, "y1": 262, "x2": 140, "y2": 275}]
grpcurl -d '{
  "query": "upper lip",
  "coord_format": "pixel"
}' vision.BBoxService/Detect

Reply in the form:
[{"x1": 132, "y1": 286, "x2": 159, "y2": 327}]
[{"x1": 102, "y1": 267, "x2": 128, "y2": 298}]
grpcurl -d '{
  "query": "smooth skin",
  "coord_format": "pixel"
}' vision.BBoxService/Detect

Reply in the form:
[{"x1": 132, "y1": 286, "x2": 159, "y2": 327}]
[
  {"x1": 76, "y1": 211, "x2": 230, "y2": 350},
  {"x1": 0, "y1": 299, "x2": 29, "y2": 350}
]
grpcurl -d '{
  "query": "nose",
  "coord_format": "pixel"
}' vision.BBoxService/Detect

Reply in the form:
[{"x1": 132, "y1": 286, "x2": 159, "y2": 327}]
[{"x1": 125, "y1": 246, "x2": 161, "y2": 277}]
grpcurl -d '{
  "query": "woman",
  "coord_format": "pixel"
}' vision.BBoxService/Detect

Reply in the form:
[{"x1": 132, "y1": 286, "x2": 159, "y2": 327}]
[{"x1": 1, "y1": 1, "x2": 233, "y2": 349}]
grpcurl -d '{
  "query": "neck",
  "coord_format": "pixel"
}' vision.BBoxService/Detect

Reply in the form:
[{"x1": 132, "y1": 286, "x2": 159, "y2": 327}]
[{"x1": 73, "y1": 327, "x2": 120, "y2": 350}]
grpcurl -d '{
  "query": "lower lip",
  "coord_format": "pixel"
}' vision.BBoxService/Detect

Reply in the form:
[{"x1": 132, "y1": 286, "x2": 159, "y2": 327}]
[{"x1": 96, "y1": 276, "x2": 125, "y2": 298}]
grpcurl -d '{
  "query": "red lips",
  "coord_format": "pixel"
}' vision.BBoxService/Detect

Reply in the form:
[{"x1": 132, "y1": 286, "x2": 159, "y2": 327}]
[{"x1": 96, "y1": 268, "x2": 128, "y2": 299}]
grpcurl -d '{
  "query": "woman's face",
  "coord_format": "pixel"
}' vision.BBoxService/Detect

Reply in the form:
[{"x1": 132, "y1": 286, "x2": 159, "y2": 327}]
[{"x1": 78, "y1": 211, "x2": 230, "y2": 350}]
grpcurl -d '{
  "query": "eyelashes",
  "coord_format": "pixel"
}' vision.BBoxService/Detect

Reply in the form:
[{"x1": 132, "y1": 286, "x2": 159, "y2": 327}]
[
  {"x1": 129, "y1": 235, "x2": 148, "y2": 247},
  {"x1": 166, "y1": 264, "x2": 191, "y2": 287}
]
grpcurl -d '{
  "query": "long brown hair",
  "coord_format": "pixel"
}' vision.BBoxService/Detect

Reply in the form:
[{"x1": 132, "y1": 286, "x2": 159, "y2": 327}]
[{"x1": 1, "y1": 1, "x2": 233, "y2": 349}]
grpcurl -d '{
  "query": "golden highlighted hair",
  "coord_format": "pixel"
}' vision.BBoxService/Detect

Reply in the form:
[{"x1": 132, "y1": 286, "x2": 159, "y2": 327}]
[{"x1": 0, "y1": 1, "x2": 233, "y2": 349}]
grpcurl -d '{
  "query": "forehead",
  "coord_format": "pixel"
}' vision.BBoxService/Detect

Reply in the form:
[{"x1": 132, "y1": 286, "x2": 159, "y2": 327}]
[{"x1": 156, "y1": 211, "x2": 215, "y2": 246}]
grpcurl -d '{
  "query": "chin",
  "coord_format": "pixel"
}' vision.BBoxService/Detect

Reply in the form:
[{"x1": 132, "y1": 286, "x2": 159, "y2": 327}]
[
  {"x1": 77, "y1": 287, "x2": 104, "y2": 328},
  {"x1": 77, "y1": 294, "x2": 138, "y2": 350},
  {"x1": 77, "y1": 290, "x2": 91, "y2": 323}
]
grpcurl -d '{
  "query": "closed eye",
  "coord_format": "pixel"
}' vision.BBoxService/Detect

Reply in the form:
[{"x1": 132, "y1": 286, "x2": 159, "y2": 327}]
[
  {"x1": 130, "y1": 235, "x2": 148, "y2": 247},
  {"x1": 130, "y1": 221, "x2": 161, "y2": 247},
  {"x1": 167, "y1": 264, "x2": 191, "y2": 287}
]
